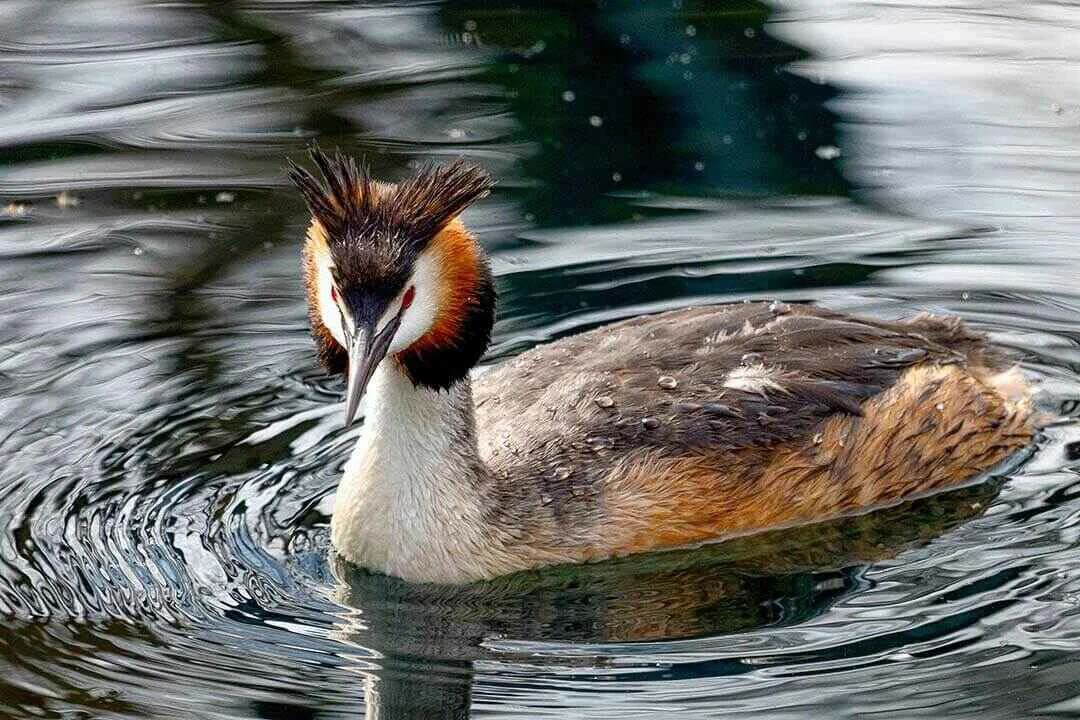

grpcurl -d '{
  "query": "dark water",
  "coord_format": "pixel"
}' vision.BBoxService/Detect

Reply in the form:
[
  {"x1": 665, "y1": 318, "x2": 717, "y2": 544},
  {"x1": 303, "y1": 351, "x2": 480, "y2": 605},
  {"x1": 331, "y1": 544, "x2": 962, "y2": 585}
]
[{"x1": 1, "y1": 1, "x2": 1079, "y2": 718}]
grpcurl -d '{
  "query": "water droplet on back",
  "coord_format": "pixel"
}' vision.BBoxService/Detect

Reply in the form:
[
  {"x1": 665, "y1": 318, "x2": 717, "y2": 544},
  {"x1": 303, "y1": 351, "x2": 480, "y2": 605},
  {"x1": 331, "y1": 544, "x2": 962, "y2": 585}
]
[
  {"x1": 769, "y1": 300, "x2": 791, "y2": 315},
  {"x1": 586, "y1": 436, "x2": 615, "y2": 451},
  {"x1": 703, "y1": 403, "x2": 737, "y2": 417}
]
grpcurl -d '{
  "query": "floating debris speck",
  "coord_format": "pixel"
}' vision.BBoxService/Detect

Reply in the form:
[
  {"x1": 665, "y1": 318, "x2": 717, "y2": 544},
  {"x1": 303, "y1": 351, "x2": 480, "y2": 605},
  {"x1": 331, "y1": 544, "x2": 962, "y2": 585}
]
[
  {"x1": 55, "y1": 191, "x2": 80, "y2": 208},
  {"x1": 2, "y1": 202, "x2": 30, "y2": 218},
  {"x1": 523, "y1": 39, "x2": 546, "y2": 58},
  {"x1": 815, "y1": 145, "x2": 841, "y2": 160}
]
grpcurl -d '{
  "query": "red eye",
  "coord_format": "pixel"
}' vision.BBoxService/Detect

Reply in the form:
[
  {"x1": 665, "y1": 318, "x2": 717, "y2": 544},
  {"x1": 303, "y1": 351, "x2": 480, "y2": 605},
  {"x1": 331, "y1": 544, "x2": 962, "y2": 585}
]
[
  {"x1": 402, "y1": 286, "x2": 416, "y2": 310},
  {"x1": 330, "y1": 285, "x2": 339, "y2": 304}
]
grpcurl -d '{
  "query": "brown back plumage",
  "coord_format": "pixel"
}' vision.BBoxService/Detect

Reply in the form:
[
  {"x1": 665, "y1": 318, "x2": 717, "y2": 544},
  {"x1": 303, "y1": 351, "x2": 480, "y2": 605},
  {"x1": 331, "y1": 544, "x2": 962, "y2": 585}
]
[{"x1": 473, "y1": 302, "x2": 1034, "y2": 564}]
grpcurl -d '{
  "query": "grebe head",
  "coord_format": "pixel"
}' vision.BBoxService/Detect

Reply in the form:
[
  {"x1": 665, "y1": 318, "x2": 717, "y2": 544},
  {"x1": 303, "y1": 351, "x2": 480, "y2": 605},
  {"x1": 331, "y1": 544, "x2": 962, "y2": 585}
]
[{"x1": 289, "y1": 146, "x2": 495, "y2": 427}]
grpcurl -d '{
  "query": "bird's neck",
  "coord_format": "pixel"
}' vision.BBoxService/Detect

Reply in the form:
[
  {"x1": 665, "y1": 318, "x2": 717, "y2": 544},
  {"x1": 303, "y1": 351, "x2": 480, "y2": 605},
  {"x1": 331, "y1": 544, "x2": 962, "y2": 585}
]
[{"x1": 330, "y1": 359, "x2": 495, "y2": 583}]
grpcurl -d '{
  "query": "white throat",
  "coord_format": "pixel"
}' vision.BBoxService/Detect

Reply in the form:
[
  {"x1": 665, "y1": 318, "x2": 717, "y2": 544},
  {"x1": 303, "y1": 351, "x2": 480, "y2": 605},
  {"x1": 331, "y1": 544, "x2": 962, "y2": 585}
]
[{"x1": 329, "y1": 360, "x2": 494, "y2": 583}]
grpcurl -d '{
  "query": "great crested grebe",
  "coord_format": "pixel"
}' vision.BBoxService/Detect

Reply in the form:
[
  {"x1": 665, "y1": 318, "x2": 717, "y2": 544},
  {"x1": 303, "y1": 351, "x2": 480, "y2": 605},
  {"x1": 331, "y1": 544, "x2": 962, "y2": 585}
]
[{"x1": 288, "y1": 148, "x2": 1034, "y2": 584}]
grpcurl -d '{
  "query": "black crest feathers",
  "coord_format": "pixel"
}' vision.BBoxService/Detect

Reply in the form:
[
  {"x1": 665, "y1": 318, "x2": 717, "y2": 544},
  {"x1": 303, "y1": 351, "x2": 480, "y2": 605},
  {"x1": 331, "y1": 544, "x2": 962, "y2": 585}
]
[{"x1": 287, "y1": 144, "x2": 493, "y2": 246}]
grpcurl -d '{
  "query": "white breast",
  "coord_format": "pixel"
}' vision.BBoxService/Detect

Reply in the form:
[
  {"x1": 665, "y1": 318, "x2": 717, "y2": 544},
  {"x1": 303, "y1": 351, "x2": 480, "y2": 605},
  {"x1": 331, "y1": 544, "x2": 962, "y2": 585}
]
[{"x1": 329, "y1": 362, "x2": 507, "y2": 583}]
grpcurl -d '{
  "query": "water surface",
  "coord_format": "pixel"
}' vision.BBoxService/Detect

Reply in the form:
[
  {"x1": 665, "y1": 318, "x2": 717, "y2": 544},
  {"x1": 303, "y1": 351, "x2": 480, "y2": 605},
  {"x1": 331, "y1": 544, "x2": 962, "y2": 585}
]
[{"x1": 1, "y1": 1, "x2": 1079, "y2": 718}]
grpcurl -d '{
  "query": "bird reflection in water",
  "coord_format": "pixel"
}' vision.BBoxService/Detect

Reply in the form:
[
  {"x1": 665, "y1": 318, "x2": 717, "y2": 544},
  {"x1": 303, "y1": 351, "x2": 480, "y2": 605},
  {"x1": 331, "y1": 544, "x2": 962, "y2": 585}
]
[{"x1": 325, "y1": 481, "x2": 999, "y2": 719}]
